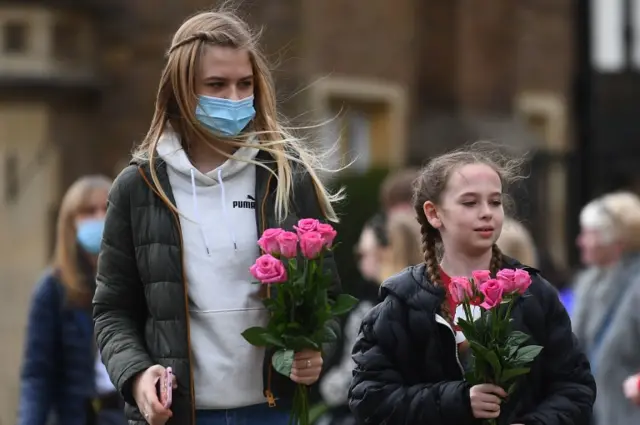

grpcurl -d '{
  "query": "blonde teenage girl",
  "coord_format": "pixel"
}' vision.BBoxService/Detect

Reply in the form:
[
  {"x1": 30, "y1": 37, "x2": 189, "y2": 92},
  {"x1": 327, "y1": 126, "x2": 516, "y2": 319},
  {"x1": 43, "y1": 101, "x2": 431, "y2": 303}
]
[{"x1": 93, "y1": 9, "x2": 342, "y2": 425}]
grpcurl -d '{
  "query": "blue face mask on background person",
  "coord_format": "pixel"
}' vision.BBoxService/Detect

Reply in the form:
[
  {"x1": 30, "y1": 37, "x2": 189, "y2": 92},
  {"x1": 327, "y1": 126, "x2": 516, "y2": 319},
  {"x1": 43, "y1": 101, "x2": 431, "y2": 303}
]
[
  {"x1": 195, "y1": 95, "x2": 256, "y2": 137},
  {"x1": 77, "y1": 218, "x2": 105, "y2": 255}
]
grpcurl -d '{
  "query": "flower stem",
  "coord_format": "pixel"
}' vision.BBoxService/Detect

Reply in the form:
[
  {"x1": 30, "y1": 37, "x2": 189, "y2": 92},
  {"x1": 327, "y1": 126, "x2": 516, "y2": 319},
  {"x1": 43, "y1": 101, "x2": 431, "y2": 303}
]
[{"x1": 290, "y1": 384, "x2": 309, "y2": 425}]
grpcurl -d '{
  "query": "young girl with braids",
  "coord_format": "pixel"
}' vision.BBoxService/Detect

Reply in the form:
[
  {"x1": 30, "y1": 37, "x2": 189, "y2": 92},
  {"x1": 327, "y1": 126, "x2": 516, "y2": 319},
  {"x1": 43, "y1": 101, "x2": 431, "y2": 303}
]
[{"x1": 348, "y1": 144, "x2": 596, "y2": 425}]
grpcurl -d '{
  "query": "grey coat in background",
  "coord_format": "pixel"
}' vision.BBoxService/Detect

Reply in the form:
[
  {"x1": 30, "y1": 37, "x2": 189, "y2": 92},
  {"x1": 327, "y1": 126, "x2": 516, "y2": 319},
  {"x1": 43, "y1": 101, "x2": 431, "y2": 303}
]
[{"x1": 573, "y1": 252, "x2": 640, "y2": 425}]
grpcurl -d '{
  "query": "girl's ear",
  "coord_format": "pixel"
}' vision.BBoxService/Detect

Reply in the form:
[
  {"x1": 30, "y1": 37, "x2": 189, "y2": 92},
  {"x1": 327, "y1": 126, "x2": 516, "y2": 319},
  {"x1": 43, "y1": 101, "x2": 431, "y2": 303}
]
[{"x1": 423, "y1": 201, "x2": 442, "y2": 229}]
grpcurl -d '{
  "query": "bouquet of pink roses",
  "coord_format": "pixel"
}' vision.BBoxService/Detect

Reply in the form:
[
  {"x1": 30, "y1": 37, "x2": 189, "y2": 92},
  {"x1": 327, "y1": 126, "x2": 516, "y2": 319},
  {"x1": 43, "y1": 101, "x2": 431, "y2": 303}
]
[
  {"x1": 449, "y1": 269, "x2": 543, "y2": 425},
  {"x1": 242, "y1": 218, "x2": 358, "y2": 425}
]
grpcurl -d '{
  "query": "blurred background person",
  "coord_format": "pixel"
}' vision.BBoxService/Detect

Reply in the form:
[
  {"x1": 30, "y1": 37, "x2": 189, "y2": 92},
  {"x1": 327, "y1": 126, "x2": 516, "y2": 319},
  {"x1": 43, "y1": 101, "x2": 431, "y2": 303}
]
[
  {"x1": 317, "y1": 209, "x2": 422, "y2": 425},
  {"x1": 571, "y1": 191, "x2": 640, "y2": 425},
  {"x1": 496, "y1": 216, "x2": 539, "y2": 268},
  {"x1": 378, "y1": 209, "x2": 423, "y2": 281},
  {"x1": 353, "y1": 213, "x2": 389, "y2": 288},
  {"x1": 17, "y1": 175, "x2": 126, "y2": 425},
  {"x1": 379, "y1": 168, "x2": 419, "y2": 215}
]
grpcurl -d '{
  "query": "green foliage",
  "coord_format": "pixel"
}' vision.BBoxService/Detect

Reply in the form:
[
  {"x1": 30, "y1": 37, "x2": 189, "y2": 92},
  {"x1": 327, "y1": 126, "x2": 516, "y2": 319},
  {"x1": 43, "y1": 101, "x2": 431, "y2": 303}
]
[{"x1": 459, "y1": 302, "x2": 543, "y2": 390}]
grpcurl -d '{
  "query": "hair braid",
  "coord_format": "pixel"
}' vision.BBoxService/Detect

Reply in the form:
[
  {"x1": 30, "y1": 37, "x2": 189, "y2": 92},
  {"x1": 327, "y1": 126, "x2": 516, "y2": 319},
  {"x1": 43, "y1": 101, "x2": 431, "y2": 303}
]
[
  {"x1": 417, "y1": 213, "x2": 454, "y2": 324},
  {"x1": 490, "y1": 244, "x2": 503, "y2": 275}
]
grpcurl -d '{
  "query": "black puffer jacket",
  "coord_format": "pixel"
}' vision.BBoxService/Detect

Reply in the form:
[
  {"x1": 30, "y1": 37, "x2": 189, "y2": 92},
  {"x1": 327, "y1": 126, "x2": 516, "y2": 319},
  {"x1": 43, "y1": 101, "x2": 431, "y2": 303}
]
[
  {"x1": 93, "y1": 151, "x2": 341, "y2": 425},
  {"x1": 348, "y1": 258, "x2": 596, "y2": 425}
]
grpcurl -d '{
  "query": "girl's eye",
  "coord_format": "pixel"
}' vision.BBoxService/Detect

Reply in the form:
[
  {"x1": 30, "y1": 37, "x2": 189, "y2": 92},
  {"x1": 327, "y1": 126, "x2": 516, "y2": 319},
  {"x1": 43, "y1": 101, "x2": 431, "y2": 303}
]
[
  {"x1": 491, "y1": 200, "x2": 503, "y2": 206},
  {"x1": 240, "y1": 80, "x2": 253, "y2": 87},
  {"x1": 207, "y1": 82, "x2": 224, "y2": 88},
  {"x1": 462, "y1": 202, "x2": 476, "y2": 207}
]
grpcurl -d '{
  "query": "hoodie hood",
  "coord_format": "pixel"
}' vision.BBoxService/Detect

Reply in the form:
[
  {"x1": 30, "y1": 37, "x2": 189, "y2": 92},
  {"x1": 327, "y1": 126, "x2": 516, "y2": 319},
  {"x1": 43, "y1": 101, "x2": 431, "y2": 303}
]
[
  {"x1": 156, "y1": 128, "x2": 259, "y2": 186},
  {"x1": 155, "y1": 128, "x2": 260, "y2": 253}
]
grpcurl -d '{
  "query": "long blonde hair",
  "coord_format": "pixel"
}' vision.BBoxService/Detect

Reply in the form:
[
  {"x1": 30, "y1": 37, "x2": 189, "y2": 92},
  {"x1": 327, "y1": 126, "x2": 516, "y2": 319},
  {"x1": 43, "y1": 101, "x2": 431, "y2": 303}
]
[
  {"x1": 53, "y1": 175, "x2": 112, "y2": 307},
  {"x1": 132, "y1": 7, "x2": 342, "y2": 222}
]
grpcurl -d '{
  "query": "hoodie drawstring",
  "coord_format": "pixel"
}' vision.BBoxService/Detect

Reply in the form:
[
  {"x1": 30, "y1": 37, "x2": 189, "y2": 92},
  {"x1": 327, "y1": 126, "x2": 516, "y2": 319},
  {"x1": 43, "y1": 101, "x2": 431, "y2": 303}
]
[
  {"x1": 218, "y1": 168, "x2": 238, "y2": 250},
  {"x1": 190, "y1": 169, "x2": 212, "y2": 256},
  {"x1": 189, "y1": 168, "x2": 238, "y2": 254}
]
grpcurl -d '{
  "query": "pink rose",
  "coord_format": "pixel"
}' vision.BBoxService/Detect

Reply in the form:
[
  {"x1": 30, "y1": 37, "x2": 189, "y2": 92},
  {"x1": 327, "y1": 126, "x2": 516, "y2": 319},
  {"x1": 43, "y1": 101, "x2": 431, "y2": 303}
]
[
  {"x1": 258, "y1": 228, "x2": 284, "y2": 255},
  {"x1": 276, "y1": 231, "x2": 298, "y2": 258},
  {"x1": 479, "y1": 279, "x2": 504, "y2": 310},
  {"x1": 449, "y1": 277, "x2": 473, "y2": 305},
  {"x1": 294, "y1": 218, "x2": 320, "y2": 236},
  {"x1": 472, "y1": 270, "x2": 492, "y2": 286},
  {"x1": 317, "y1": 223, "x2": 337, "y2": 248},
  {"x1": 513, "y1": 269, "x2": 532, "y2": 294},
  {"x1": 300, "y1": 231, "x2": 324, "y2": 259},
  {"x1": 496, "y1": 269, "x2": 517, "y2": 293},
  {"x1": 250, "y1": 254, "x2": 288, "y2": 283}
]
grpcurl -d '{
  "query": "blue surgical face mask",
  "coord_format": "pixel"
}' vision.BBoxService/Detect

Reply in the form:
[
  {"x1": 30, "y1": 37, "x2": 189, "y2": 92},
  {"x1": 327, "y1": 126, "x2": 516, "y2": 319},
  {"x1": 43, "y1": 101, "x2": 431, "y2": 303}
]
[
  {"x1": 195, "y1": 95, "x2": 256, "y2": 137},
  {"x1": 77, "y1": 218, "x2": 105, "y2": 255}
]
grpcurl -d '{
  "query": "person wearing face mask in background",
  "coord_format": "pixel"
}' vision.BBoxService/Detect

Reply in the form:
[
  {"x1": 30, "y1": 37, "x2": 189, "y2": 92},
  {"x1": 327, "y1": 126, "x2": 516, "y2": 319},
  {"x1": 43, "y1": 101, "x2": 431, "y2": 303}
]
[{"x1": 18, "y1": 175, "x2": 127, "y2": 425}]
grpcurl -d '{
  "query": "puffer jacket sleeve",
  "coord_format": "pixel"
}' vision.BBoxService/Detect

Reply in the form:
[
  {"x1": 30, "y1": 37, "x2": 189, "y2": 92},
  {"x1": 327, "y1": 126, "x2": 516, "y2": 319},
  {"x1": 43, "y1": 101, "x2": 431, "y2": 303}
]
[
  {"x1": 348, "y1": 297, "x2": 475, "y2": 425},
  {"x1": 515, "y1": 278, "x2": 596, "y2": 425},
  {"x1": 93, "y1": 166, "x2": 154, "y2": 406}
]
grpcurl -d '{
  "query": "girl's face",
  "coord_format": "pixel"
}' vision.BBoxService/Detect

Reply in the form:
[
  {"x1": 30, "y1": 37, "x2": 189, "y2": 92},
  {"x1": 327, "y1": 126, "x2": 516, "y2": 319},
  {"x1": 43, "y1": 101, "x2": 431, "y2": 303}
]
[
  {"x1": 424, "y1": 163, "x2": 504, "y2": 257},
  {"x1": 197, "y1": 45, "x2": 254, "y2": 100}
]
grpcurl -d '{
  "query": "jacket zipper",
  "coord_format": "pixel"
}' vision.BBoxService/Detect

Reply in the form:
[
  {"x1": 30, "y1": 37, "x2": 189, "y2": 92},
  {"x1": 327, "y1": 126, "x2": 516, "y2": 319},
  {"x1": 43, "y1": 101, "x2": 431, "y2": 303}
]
[
  {"x1": 261, "y1": 173, "x2": 276, "y2": 407},
  {"x1": 434, "y1": 314, "x2": 465, "y2": 376},
  {"x1": 138, "y1": 168, "x2": 197, "y2": 425}
]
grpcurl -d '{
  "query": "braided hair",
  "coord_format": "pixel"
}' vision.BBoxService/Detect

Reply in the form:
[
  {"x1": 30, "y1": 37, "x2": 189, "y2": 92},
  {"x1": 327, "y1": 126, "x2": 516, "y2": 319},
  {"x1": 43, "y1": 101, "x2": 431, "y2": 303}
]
[{"x1": 412, "y1": 142, "x2": 523, "y2": 323}]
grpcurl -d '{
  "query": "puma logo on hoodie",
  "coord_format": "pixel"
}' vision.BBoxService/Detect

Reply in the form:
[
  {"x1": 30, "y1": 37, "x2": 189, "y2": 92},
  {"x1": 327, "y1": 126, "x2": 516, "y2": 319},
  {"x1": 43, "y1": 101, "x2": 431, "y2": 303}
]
[
  {"x1": 233, "y1": 195, "x2": 256, "y2": 209},
  {"x1": 157, "y1": 129, "x2": 268, "y2": 410}
]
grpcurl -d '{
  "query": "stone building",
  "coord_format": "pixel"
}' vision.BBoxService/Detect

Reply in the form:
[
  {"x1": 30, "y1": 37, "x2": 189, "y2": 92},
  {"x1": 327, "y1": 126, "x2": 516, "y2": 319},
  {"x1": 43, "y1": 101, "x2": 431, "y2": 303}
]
[{"x1": 0, "y1": 0, "x2": 575, "y2": 421}]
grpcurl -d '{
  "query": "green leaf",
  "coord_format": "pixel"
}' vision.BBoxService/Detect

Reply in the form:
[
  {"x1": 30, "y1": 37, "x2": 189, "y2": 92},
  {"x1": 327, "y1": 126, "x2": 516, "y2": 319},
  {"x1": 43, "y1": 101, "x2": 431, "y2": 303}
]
[
  {"x1": 283, "y1": 335, "x2": 320, "y2": 351},
  {"x1": 286, "y1": 322, "x2": 303, "y2": 331},
  {"x1": 241, "y1": 327, "x2": 270, "y2": 346},
  {"x1": 263, "y1": 298, "x2": 279, "y2": 311},
  {"x1": 457, "y1": 319, "x2": 479, "y2": 342},
  {"x1": 261, "y1": 333, "x2": 286, "y2": 348},
  {"x1": 506, "y1": 331, "x2": 531, "y2": 348},
  {"x1": 272, "y1": 349, "x2": 294, "y2": 377},
  {"x1": 465, "y1": 371, "x2": 480, "y2": 386},
  {"x1": 469, "y1": 341, "x2": 502, "y2": 377},
  {"x1": 331, "y1": 294, "x2": 358, "y2": 316},
  {"x1": 512, "y1": 345, "x2": 544, "y2": 366},
  {"x1": 500, "y1": 367, "x2": 531, "y2": 383}
]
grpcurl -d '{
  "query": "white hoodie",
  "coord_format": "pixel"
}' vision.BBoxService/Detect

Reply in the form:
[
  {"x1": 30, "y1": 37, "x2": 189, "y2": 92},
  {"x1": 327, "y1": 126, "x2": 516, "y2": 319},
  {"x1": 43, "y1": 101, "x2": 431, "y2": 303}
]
[{"x1": 157, "y1": 130, "x2": 268, "y2": 409}]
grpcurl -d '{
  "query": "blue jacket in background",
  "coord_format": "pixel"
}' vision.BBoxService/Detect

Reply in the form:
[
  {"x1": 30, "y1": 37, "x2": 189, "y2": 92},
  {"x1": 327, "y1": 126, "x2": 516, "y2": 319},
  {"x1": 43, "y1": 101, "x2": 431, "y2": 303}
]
[{"x1": 18, "y1": 270, "x2": 96, "y2": 425}]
